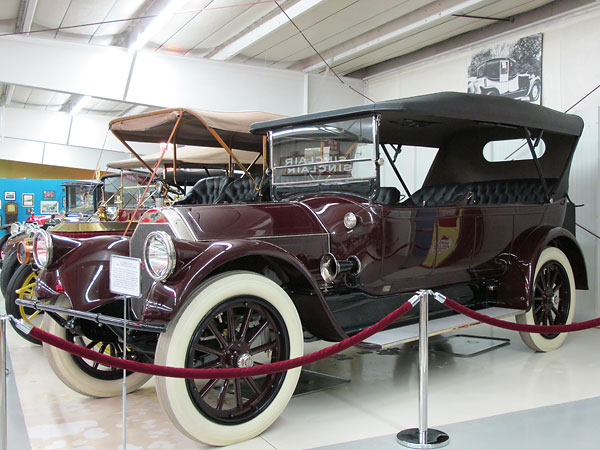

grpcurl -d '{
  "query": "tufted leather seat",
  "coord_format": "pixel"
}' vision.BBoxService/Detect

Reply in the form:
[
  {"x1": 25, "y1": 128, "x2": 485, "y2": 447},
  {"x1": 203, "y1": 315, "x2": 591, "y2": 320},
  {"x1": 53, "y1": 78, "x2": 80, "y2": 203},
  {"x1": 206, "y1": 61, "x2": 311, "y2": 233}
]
[
  {"x1": 464, "y1": 180, "x2": 552, "y2": 205},
  {"x1": 224, "y1": 175, "x2": 270, "y2": 203},
  {"x1": 405, "y1": 179, "x2": 555, "y2": 207},
  {"x1": 374, "y1": 187, "x2": 401, "y2": 205},
  {"x1": 407, "y1": 184, "x2": 466, "y2": 206},
  {"x1": 174, "y1": 176, "x2": 232, "y2": 205}
]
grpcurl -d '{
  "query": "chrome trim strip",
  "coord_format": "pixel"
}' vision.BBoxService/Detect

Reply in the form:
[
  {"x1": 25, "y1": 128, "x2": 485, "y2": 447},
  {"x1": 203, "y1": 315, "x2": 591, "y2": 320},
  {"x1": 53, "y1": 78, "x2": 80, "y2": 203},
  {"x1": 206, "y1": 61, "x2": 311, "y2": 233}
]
[
  {"x1": 254, "y1": 233, "x2": 329, "y2": 240},
  {"x1": 296, "y1": 203, "x2": 331, "y2": 253},
  {"x1": 160, "y1": 207, "x2": 196, "y2": 240},
  {"x1": 15, "y1": 298, "x2": 166, "y2": 333}
]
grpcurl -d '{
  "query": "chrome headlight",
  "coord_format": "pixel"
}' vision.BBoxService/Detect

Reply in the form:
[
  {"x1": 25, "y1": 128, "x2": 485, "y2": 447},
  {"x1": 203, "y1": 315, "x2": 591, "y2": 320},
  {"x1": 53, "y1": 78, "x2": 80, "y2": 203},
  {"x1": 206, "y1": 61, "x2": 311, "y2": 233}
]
[
  {"x1": 10, "y1": 222, "x2": 21, "y2": 236},
  {"x1": 33, "y1": 230, "x2": 53, "y2": 268},
  {"x1": 143, "y1": 231, "x2": 176, "y2": 281}
]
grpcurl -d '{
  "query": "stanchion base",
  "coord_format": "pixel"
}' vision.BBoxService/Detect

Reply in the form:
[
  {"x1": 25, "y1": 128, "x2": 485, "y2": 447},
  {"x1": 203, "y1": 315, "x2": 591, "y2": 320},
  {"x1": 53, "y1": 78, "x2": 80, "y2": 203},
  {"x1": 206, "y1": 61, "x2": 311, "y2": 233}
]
[{"x1": 396, "y1": 428, "x2": 449, "y2": 449}]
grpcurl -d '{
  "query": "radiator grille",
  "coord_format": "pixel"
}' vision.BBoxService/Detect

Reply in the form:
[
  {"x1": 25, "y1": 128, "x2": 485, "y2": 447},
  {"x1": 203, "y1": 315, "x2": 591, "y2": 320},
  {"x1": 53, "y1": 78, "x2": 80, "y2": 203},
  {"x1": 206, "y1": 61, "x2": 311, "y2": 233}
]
[{"x1": 129, "y1": 223, "x2": 175, "y2": 319}]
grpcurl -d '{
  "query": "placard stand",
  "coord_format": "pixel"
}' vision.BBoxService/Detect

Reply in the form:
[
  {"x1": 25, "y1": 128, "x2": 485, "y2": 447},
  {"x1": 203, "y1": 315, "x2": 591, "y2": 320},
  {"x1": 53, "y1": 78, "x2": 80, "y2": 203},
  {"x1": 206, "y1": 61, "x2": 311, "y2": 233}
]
[{"x1": 397, "y1": 290, "x2": 449, "y2": 449}]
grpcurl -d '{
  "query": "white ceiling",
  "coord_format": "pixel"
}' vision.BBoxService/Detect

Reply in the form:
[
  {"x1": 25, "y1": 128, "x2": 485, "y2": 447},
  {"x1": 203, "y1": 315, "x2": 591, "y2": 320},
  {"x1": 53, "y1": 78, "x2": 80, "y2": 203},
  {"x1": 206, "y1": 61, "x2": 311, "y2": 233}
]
[{"x1": 0, "y1": 0, "x2": 567, "y2": 115}]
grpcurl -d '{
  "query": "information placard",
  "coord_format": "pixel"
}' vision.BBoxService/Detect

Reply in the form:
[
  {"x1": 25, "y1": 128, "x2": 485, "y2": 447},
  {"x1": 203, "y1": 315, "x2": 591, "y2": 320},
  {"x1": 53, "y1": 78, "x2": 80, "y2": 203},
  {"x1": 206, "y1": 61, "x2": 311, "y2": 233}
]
[{"x1": 109, "y1": 255, "x2": 141, "y2": 297}]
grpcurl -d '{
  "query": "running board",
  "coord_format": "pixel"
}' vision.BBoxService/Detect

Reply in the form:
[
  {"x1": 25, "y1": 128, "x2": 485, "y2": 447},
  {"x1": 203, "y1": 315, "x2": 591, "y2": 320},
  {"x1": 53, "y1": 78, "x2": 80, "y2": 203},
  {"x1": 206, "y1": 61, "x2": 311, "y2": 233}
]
[{"x1": 361, "y1": 307, "x2": 524, "y2": 350}]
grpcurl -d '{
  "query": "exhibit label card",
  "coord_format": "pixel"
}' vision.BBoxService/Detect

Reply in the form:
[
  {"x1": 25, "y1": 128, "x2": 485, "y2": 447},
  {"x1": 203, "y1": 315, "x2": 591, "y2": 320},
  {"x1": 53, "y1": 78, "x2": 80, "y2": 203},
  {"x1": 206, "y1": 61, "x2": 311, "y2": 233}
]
[{"x1": 109, "y1": 255, "x2": 141, "y2": 297}]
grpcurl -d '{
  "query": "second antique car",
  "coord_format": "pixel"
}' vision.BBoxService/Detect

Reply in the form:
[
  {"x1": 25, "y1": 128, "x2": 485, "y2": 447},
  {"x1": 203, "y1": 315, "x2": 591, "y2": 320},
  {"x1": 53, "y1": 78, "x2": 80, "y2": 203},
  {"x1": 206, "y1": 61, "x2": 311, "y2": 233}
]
[
  {"x1": 468, "y1": 57, "x2": 541, "y2": 102},
  {"x1": 24, "y1": 93, "x2": 586, "y2": 446}
]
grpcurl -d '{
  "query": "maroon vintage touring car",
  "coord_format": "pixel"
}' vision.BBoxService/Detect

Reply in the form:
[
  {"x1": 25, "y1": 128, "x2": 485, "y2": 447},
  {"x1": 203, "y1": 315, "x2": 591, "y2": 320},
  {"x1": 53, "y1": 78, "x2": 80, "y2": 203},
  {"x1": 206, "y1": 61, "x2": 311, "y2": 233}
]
[{"x1": 22, "y1": 93, "x2": 586, "y2": 445}]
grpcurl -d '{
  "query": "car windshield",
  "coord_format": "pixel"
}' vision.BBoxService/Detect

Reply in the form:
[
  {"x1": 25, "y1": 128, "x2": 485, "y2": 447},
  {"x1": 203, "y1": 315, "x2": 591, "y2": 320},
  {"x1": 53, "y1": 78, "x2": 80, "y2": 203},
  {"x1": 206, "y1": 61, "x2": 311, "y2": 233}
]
[
  {"x1": 103, "y1": 172, "x2": 156, "y2": 210},
  {"x1": 65, "y1": 185, "x2": 97, "y2": 215},
  {"x1": 270, "y1": 116, "x2": 377, "y2": 198}
]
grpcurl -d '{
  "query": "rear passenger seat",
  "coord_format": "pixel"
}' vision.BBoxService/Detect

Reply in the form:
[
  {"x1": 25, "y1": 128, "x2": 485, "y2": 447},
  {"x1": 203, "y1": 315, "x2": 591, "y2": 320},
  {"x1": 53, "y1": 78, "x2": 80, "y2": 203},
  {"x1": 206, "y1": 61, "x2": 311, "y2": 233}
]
[
  {"x1": 223, "y1": 175, "x2": 270, "y2": 203},
  {"x1": 404, "y1": 179, "x2": 556, "y2": 206},
  {"x1": 174, "y1": 176, "x2": 232, "y2": 205}
]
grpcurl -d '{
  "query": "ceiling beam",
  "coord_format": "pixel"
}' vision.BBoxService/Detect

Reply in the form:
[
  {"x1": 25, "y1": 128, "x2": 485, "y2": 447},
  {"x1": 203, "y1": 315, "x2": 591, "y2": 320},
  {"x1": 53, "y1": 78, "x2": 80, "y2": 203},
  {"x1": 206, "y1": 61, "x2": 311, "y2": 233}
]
[
  {"x1": 4, "y1": 0, "x2": 39, "y2": 106},
  {"x1": 0, "y1": 35, "x2": 364, "y2": 116},
  {"x1": 289, "y1": 0, "x2": 487, "y2": 74},
  {"x1": 16, "y1": 0, "x2": 38, "y2": 32},
  {"x1": 209, "y1": 0, "x2": 324, "y2": 61}
]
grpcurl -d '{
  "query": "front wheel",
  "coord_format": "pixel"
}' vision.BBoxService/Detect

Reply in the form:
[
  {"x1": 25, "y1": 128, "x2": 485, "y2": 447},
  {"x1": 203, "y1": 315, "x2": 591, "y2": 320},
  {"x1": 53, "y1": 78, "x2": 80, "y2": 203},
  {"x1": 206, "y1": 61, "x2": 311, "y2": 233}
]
[
  {"x1": 5, "y1": 264, "x2": 43, "y2": 345},
  {"x1": 42, "y1": 296, "x2": 152, "y2": 397},
  {"x1": 516, "y1": 247, "x2": 575, "y2": 352},
  {"x1": 155, "y1": 271, "x2": 303, "y2": 446}
]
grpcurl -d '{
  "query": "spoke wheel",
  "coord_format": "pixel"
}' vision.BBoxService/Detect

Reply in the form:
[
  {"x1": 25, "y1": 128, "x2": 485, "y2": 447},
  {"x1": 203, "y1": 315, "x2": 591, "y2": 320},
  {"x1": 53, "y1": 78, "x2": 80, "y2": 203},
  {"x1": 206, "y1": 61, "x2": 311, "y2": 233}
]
[
  {"x1": 155, "y1": 271, "x2": 303, "y2": 446},
  {"x1": 186, "y1": 297, "x2": 288, "y2": 424},
  {"x1": 517, "y1": 247, "x2": 575, "y2": 352},
  {"x1": 43, "y1": 296, "x2": 152, "y2": 397},
  {"x1": 5, "y1": 264, "x2": 43, "y2": 345}
]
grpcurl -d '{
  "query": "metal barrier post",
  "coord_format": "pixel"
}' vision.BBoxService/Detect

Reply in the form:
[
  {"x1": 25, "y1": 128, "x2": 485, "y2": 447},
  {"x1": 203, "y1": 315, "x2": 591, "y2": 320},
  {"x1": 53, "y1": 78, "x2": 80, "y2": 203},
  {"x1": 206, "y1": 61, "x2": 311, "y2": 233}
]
[
  {"x1": 0, "y1": 315, "x2": 7, "y2": 450},
  {"x1": 397, "y1": 291, "x2": 449, "y2": 449}
]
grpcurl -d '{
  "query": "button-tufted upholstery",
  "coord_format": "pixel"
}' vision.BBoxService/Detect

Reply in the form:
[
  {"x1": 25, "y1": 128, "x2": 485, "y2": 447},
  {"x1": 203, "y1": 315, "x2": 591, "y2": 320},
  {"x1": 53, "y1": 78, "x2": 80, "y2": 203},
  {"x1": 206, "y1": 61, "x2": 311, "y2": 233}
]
[
  {"x1": 174, "y1": 176, "x2": 232, "y2": 205},
  {"x1": 224, "y1": 175, "x2": 270, "y2": 203},
  {"x1": 464, "y1": 179, "x2": 552, "y2": 205},
  {"x1": 405, "y1": 179, "x2": 555, "y2": 207},
  {"x1": 374, "y1": 187, "x2": 401, "y2": 205}
]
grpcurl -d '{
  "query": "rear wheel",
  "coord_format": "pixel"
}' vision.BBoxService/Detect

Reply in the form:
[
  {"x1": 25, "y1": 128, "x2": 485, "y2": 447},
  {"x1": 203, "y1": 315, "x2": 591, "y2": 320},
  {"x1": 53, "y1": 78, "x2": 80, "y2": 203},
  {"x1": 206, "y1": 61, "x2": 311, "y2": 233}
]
[
  {"x1": 42, "y1": 296, "x2": 152, "y2": 397},
  {"x1": 529, "y1": 81, "x2": 541, "y2": 102},
  {"x1": 155, "y1": 271, "x2": 303, "y2": 446},
  {"x1": 516, "y1": 247, "x2": 575, "y2": 352},
  {"x1": 5, "y1": 264, "x2": 42, "y2": 345}
]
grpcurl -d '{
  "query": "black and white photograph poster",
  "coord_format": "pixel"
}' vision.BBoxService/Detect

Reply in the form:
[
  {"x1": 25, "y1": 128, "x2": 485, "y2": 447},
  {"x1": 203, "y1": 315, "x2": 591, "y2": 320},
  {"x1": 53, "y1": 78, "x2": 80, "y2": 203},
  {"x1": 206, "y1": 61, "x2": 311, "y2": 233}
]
[{"x1": 468, "y1": 33, "x2": 542, "y2": 104}]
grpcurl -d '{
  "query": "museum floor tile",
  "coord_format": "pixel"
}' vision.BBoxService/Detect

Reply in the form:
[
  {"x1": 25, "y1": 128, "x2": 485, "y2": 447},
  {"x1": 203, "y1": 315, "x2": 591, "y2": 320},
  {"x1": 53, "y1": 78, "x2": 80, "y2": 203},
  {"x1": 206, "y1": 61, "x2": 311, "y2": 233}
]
[{"x1": 4, "y1": 292, "x2": 600, "y2": 450}]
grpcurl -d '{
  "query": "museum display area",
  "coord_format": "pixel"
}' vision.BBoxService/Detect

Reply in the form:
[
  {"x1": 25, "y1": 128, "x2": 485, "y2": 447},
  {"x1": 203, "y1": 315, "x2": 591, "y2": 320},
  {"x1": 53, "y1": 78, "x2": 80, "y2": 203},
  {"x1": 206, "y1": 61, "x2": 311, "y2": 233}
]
[{"x1": 1, "y1": 0, "x2": 600, "y2": 449}]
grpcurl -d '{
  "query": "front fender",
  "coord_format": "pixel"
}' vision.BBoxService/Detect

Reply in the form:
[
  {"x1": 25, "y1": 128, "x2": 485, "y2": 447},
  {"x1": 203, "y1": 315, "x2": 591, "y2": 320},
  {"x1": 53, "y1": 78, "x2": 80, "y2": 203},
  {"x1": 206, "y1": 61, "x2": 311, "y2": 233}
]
[
  {"x1": 143, "y1": 239, "x2": 347, "y2": 341},
  {"x1": 35, "y1": 235, "x2": 130, "y2": 310},
  {"x1": 497, "y1": 226, "x2": 587, "y2": 310}
]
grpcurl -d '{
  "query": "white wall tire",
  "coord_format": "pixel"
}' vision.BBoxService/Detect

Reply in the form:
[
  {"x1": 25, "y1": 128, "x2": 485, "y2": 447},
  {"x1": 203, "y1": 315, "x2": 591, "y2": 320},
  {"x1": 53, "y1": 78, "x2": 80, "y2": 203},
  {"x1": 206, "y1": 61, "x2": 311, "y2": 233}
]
[
  {"x1": 155, "y1": 271, "x2": 303, "y2": 446},
  {"x1": 42, "y1": 296, "x2": 152, "y2": 397},
  {"x1": 516, "y1": 247, "x2": 576, "y2": 352}
]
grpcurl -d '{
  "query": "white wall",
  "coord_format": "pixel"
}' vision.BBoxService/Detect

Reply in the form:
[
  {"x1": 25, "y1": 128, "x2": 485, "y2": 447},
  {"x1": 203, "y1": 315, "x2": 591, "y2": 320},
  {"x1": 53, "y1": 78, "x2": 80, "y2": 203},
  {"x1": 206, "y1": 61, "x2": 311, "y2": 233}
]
[
  {"x1": 569, "y1": 107, "x2": 600, "y2": 320},
  {"x1": 365, "y1": 8, "x2": 600, "y2": 319}
]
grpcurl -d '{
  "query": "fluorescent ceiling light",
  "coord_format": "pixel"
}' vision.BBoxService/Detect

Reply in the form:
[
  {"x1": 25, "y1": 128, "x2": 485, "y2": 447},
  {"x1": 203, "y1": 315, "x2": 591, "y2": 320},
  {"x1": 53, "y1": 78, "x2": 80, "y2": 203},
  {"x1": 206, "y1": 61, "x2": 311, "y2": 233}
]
[
  {"x1": 129, "y1": 0, "x2": 188, "y2": 53},
  {"x1": 70, "y1": 95, "x2": 92, "y2": 116},
  {"x1": 211, "y1": 0, "x2": 324, "y2": 61},
  {"x1": 304, "y1": 0, "x2": 484, "y2": 73}
]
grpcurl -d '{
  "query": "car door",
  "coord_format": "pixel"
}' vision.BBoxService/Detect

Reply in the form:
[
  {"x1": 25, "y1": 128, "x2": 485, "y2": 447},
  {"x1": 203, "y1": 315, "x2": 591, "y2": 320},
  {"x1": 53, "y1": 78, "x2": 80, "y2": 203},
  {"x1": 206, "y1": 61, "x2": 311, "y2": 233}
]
[
  {"x1": 379, "y1": 203, "x2": 475, "y2": 292},
  {"x1": 469, "y1": 205, "x2": 514, "y2": 277}
]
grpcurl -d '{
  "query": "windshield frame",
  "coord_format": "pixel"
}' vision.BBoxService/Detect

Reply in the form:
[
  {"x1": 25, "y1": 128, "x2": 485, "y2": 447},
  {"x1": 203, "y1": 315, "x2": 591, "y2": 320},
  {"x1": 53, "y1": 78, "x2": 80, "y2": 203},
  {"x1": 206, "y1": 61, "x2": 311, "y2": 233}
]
[{"x1": 268, "y1": 114, "x2": 380, "y2": 200}]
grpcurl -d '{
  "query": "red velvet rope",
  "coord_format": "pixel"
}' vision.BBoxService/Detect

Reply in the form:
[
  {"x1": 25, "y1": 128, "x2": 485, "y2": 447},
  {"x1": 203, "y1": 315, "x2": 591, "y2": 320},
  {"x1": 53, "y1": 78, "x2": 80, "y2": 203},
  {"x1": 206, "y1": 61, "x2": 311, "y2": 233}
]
[
  {"x1": 28, "y1": 301, "x2": 414, "y2": 380},
  {"x1": 27, "y1": 293, "x2": 600, "y2": 380},
  {"x1": 439, "y1": 295, "x2": 600, "y2": 333}
]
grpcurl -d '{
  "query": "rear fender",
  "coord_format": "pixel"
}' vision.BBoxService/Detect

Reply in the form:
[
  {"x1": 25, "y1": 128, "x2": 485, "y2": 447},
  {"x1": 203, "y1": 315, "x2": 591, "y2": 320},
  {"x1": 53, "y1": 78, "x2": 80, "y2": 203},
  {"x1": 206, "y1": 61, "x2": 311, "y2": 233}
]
[
  {"x1": 498, "y1": 226, "x2": 587, "y2": 310},
  {"x1": 145, "y1": 239, "x2": 347, "y2": 341}
]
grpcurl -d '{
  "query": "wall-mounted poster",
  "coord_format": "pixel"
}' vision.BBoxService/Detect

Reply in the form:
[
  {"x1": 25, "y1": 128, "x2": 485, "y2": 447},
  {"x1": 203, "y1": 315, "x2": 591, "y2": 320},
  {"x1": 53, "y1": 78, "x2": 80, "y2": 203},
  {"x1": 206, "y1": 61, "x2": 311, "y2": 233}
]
[
  {"x1": 23, "y1": 193, "x2": 34, "y2": 207},
  {"x1": 26, "y1": 208, "x2": 34, "y2": 215},
  {"x1": 468, "y1": 33, "x2": 542, "y2": 104},
  {"x1": 4, "y1": 191, "x2": 15, "y2": 201},
  {"x1": 40, "y1": 200, "x2": 59, "y2": 214},
  {"x1": 43, "y1": 190, "x2": 55, "y2": 200}
]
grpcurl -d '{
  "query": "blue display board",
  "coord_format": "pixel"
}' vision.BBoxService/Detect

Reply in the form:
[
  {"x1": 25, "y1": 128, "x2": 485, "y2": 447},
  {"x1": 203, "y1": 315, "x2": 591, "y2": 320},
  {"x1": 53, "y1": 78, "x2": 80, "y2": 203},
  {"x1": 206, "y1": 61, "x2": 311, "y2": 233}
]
[{"x1": 0, "y1": 178, "x2": 72, "y2": 233}]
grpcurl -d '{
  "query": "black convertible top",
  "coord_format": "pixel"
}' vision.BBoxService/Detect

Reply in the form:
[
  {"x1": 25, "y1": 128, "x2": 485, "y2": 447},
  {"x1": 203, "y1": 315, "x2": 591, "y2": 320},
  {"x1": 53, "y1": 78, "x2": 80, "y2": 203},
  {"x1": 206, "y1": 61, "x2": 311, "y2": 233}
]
[{"x1": 251, "y1": 92, "x2": 584, "y2": 140}]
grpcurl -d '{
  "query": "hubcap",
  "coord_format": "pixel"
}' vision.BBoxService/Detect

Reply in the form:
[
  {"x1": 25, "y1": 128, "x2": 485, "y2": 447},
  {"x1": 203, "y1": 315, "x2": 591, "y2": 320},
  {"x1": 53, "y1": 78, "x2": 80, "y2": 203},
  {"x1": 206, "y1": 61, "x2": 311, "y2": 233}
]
[
  {"x1": 533, "y1": 261, "x2": 570, "y2": 339},
  {"x1": 237, "y1": 352, "x2": 254, "y2": 368}
]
